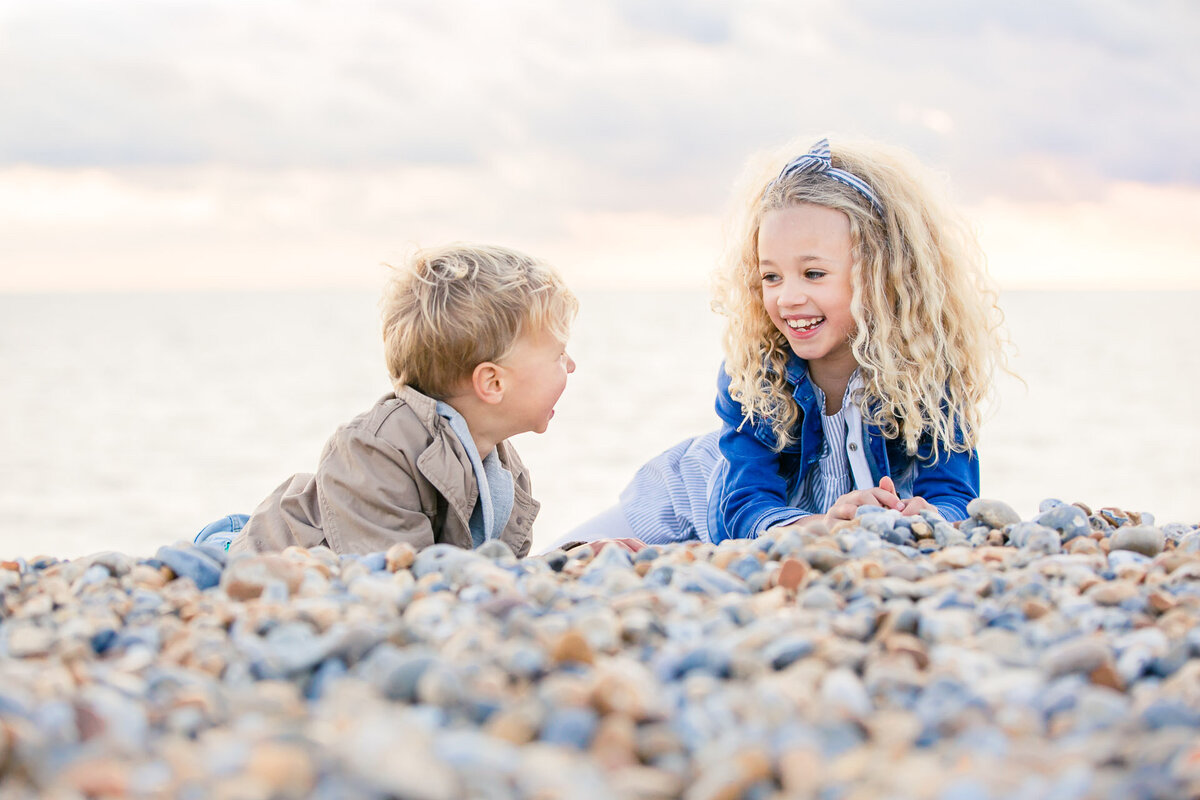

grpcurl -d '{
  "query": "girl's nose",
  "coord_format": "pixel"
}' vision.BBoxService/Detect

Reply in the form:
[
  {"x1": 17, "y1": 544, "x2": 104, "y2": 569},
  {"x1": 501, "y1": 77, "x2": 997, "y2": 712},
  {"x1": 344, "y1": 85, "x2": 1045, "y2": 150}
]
[
  {"x1": 779, "y1": 283, "x2": 807, "y2": 308},
  {"x1": 565, "y1": 353, "x2": 576, "y2": 374}
]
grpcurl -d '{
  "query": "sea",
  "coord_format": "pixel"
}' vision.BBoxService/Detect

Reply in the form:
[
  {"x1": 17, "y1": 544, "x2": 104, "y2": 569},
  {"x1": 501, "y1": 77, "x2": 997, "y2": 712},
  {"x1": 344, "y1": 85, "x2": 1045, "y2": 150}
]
[{"x1": 1, "y1": 289, "x2": 1197, "y2": 560}]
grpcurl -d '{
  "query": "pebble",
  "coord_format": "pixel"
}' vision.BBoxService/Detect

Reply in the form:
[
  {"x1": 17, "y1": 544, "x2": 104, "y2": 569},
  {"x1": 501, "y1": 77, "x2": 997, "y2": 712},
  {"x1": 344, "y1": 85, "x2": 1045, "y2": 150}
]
[{"x1": 0, "y1": 498, "x2": 1197, "y2": 798}]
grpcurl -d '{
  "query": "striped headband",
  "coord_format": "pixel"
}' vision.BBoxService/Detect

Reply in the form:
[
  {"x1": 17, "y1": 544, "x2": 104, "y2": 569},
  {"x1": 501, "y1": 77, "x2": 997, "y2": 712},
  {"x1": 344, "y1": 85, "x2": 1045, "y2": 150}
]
[{"x1": 767, "y1": 138, "x2": 885, "y2": 217}]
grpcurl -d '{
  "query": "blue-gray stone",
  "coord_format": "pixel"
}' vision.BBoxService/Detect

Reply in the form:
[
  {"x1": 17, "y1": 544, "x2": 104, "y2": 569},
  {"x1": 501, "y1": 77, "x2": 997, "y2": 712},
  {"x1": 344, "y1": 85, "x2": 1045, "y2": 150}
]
[
  {"x1": 1007, "y1": 522, "x2": 1056, "y2": 549},
  {"x1": 1107, "y1": 549, "x2": 1151, "y2": 570},
  {"x1": 154, "y1": 545, "x2": 223, "y2": 590},
  {"x1": 90, "y1": 628, "x2": 118, "y2": 654},
  {"x1": 475, "y1": 539, "x2": 516, "y2": 561},
  {"x1": 412, "y1": 544, "x2": 478, "y2": 579},
  {"x1": 1022, "y1": 527, "x2": 1062, "y2": 554},
  {"x1": 540, "y1": 707, "x2": 598, "y2": 748},
  {"x1": 634, "y1": 546, "x2": 661, "y2": 563},
  {"x1": 1035, "y1": 504, "x2": 1090, "y2": 542},
  {"x1": 763, "y1": 636, "x2": 815, "y2": 670},
  {"x1": 1141, "y1": 700, "x2": 1200, "y2": 730},
  {"x1": 544, "y1": 550, "x2": 569, "y2": 572},
  {"x1": 355, "y1": 645, "x2": 439, "y2": 702},
  {"x1": 727, "y1": 555, "x2": 763, "y2": 582},
  {"x1": 305, "y1": 657, "x2": 348, "y2": 700},
  {"x1": 671, "y1": 563, "x2": 750, "y2": 596}
]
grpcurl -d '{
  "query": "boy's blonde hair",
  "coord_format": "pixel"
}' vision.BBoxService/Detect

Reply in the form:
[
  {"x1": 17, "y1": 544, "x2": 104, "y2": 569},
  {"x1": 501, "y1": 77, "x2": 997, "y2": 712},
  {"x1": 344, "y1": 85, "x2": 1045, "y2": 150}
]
[
  {"x1": 382, "y1": 243, "x2": 578, "y2": 399},
  {"x1": 715, "y1": 137, "x2": 1006, "y2": 457}
]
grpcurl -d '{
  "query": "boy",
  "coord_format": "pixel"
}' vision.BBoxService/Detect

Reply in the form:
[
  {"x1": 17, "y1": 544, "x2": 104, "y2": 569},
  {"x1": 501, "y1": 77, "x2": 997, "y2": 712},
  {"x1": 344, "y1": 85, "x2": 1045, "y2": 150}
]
[{"x1": 207, "y1": 243, "x2": 577, "y2": 557}]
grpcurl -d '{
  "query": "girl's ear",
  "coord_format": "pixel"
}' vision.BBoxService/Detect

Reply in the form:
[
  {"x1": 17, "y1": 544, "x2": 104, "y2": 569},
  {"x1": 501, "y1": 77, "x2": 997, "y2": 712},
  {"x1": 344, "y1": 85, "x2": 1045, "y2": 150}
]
[{"x1": 471, "y1": 362, "x2": 505, "y2": 405}]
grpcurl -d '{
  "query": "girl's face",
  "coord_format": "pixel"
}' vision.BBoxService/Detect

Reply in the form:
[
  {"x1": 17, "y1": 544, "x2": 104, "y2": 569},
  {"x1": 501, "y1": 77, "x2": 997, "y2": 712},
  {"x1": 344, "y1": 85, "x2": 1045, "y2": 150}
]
[{"x1": 757, "y1": 203, "x2": 858, "y2": 385}]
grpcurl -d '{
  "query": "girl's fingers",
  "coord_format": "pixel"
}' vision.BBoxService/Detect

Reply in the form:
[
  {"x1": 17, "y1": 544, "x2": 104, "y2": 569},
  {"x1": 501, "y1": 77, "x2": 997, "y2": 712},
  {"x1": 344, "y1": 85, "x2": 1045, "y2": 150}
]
[
  {"x1": 868, "y1": 487, "x2": 903, "y2": 510},
  {"x1": 879, "y1": 476, "x2": 896, "y2": 495}
]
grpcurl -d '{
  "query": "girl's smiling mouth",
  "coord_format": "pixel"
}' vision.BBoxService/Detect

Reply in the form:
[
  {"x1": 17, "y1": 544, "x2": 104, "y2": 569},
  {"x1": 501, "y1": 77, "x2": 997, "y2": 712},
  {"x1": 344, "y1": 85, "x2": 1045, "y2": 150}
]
[{"x1": 785, "y1": 316, "x2": 825, "y2": 333}]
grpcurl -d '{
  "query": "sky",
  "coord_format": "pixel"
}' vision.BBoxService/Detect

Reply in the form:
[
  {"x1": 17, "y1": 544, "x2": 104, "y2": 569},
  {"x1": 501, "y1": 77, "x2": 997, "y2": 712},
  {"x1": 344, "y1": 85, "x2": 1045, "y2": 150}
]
[{"x1": 1, "y1": 0, "x2": 1198, "y2": 292}]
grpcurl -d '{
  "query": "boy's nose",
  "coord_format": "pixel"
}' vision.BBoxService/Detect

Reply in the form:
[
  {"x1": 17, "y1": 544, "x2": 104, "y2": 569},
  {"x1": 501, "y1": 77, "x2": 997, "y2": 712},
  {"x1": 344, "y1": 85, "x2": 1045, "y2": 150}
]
[{"x1": 565, "y1": 353, "x2": 576, "y2": 373}]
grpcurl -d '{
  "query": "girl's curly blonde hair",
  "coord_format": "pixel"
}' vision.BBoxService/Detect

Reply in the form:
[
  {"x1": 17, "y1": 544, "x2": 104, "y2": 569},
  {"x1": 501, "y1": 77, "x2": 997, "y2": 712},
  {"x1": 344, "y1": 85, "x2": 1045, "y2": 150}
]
[{"x1": 714, "y1": 137, "x2": 1005, "y2": 458}]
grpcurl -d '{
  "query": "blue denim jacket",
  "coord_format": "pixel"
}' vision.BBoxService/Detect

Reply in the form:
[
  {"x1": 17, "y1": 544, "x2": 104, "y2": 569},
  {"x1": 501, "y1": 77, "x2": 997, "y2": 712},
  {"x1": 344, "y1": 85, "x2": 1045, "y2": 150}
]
[{"x1": 707, "y1": 358, "x2": 978, "y2": 541}]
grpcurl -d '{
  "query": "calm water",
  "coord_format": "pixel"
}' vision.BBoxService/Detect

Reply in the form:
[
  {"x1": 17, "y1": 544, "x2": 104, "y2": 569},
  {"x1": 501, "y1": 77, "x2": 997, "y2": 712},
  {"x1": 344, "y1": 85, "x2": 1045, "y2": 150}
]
[{"x1": 1, "y1": 290, "x2": 1197, "y2": 559}]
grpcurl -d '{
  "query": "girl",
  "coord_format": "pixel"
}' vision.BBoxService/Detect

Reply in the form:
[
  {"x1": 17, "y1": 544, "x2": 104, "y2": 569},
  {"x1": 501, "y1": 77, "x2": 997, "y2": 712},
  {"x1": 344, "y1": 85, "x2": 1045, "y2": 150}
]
[{"x1": 552, "y1": 136, "x2": 1004, "y2": 549}]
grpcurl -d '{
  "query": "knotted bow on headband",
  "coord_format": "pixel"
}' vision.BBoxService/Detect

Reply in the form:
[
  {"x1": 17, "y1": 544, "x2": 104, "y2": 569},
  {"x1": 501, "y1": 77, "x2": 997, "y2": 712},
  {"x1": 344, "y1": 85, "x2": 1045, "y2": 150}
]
[{"x1": 768, "y1": 138, "x2": 885, "y2": 217}]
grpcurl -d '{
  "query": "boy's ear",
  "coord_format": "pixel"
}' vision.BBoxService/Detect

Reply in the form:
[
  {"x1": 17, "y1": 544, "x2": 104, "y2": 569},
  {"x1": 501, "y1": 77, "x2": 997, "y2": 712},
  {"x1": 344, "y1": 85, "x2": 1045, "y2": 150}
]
[{"x1": 471, "y1": 362, "x2": 505, "y2": 405}]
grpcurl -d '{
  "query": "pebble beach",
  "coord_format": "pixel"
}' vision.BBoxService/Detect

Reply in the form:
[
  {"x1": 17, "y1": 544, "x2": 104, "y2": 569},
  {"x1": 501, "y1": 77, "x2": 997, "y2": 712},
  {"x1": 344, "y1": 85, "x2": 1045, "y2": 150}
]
[{"x1": 2, "y1": 498, "x2": 1199, "y2": 799}]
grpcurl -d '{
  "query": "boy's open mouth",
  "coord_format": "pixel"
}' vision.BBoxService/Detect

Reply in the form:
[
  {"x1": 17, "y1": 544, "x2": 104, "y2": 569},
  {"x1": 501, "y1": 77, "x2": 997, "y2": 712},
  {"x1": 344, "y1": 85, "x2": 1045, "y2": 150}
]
[{"x1": 786, "y1": 316, "x2": 824, "y2": 331}]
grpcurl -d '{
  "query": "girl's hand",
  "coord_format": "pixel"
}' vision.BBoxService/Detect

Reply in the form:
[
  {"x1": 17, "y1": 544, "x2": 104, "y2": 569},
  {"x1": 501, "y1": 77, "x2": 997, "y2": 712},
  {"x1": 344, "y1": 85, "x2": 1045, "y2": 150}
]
[
  {"x1": 824, "y1": 476, "x2": 904, "y2": 523},
  {"x1": 896, "y1": 495, "x2": 935, "y2": 516}
]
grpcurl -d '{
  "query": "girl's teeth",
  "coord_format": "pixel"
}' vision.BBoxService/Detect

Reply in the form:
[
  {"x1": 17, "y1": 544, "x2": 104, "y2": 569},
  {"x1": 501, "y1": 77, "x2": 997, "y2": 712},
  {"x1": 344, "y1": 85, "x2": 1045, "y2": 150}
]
[{"x1": 787, "y1": 317, "x2": 824, "y2": 330}]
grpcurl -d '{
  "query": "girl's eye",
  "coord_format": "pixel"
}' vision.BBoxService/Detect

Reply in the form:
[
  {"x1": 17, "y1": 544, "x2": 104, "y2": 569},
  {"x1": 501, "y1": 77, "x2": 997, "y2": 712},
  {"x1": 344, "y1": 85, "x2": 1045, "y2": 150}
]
[
  {"x1": 760, "y1": 272, "x2": 780, "y2": 284},
  {"x1": 804, "y1": 269, "x2": 826, "y2": 280}
]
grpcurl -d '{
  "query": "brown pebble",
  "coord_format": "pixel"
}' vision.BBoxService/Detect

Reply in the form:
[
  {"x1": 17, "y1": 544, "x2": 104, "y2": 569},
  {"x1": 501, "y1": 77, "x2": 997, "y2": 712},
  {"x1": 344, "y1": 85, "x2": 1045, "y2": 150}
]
[
  {"x1": 591, "y1": 713, "x2": 638, "y2": 768},
  {"x1": 1147, "y1": 591, "x2": 1178, "y2": 613},
  {"x1": 861, "y1": 561, "x2": 885, "y2": 579},
  {"x1": 1089, "y1": 661, "x2": 1126, "y2": 692},
  {"x1": 1022, "y1": 598, "x2": 1052, "y2": 620},
  {"x1": 882, "y1": 633, "x2": 930, "y2": 670},
  {"x1": 385, "y1": 542, "x2": 416, "y2": 572},
  {"x1": 221, "y1": 555, "x2": 305, "y2": 601},
  {"x1": 712, "y1": 549, "x2": 739, "y2": 569},
  {"x1": 247, "y1": 742, "x2": 316, "y2": 796},
  {"x1": 1067, "y1": 537, "x2": 1101, "y2": 555},
  {"x1": 776, "y1": 558, "x2": 809, "y2": 591},
  {"x1": 779, "y1": 747, "x2": 824, "y2": 795},
  {"x1": 1, "y1": 560, "x2": 20, "y2": 572},
  {"x1": 486, "y1": 706, "x2": 539, "y2": 745},
  {"x1": 931, "y1": 547, "x2": 973, "y2": 570},
  {"x1": 62, "y1": 757, "x2": 130, "y2": 796},
  {"x1": 1086, "y1": 580, "x2": 1138, "y2": 606},
  {"x1": 1155, "y1": 553, "x2": 1195, "y2": 574},
  {"x1": 551, "y1": 629, "x2": 594, "y2": 665}
]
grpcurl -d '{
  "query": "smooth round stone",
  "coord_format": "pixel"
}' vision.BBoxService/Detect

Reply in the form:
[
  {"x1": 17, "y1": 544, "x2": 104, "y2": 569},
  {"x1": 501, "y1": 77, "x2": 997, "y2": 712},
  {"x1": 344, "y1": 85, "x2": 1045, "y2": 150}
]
[
  {"x1": 539, "y1": 707, "x2": 599, "y2": 748},
  {"x1": 154, "y1": 546, "x2": 223, "y2": 591},
  {"x1": 1007, "y1": 522, "x2": 1056, "y2": 549},
  {"x1": 799, "y1": 585, "x2": 843, "y2": 611},
  {"x1": 476, "y1": 540, "x2": 517, "y2": 561},
  {"x1": 967, "y1": 498, "x2": 1021, "y2": 530},
  {"x1": 1042, "y1": 636, "x2": 1111, "y2": 678},
  {"x1": 1022, "y1": 527, "x2": 1062, "y2": 555},
  {"x1": 1035, "y1": 505, "x2": 1090, "y2": 542},
  {"x1": 762, "y1": 636, "x2": 816, "y2": 670},
  {"x1": 1141, "y1": 699, "x2": 1200, "y2": 730},
  {"x1": 804, "y1": 548, "x2": 848, "y2": 572},
  {"x1": 934, "y1": 523, "x2": 968, "y2": 548},
  {"x1": 820, "y1": 668, "x2": 872, "y2": 719},
  {"x1": 412, "y1": 544, "x2": 479, "y2": 580},
  {"x1": 1109, "y1": 526, "x2": 1165, "y2": 557}
]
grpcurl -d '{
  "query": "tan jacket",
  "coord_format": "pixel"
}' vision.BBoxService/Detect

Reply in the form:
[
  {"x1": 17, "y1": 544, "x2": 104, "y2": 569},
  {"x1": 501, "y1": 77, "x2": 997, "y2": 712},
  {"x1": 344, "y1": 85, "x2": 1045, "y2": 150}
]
[{"x1": 230, "y1": 387, "x2": 538, "y2": 557}]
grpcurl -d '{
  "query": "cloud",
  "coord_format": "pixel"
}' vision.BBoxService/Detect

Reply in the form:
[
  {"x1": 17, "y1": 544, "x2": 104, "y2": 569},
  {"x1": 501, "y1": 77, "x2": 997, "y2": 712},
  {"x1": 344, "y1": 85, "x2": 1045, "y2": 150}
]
[
  {"x1": 2, "y1": 0, "x2": 1196, "y2": 196},
  {"x1": 1, "y1": 0, "x2": 1197, "y2": 290}
]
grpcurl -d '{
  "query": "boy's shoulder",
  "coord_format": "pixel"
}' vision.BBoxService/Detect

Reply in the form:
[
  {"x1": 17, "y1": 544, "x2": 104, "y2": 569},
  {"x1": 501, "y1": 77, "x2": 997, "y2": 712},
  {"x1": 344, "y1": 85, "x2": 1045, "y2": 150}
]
[{"x1": 333, "y1": 388, "x2": 443, "y2": 452}]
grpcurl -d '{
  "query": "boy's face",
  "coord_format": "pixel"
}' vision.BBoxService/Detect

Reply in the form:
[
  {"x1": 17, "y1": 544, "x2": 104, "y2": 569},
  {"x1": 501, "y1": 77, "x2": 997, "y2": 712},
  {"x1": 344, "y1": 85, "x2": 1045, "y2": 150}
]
[{"x1": 497, "y1": 328, "x2": 575, "y2": 436}]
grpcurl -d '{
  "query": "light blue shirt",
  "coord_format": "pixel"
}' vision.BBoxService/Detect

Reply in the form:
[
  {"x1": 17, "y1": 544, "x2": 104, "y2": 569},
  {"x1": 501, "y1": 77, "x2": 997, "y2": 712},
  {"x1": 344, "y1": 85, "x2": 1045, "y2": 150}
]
[{"x1": 435, "y1": 401, "x2": 515, "y2": 548}]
